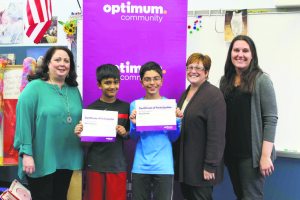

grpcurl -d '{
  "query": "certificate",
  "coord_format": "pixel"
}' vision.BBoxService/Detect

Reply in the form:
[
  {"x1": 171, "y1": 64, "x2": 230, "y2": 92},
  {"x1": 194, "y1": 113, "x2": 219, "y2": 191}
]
[
  {"x1": 136, "y1": 99, "x2": 176, "y2": 131},
  {"x1": 81, "y1": 109, "x2": 118, "y2": 142}
]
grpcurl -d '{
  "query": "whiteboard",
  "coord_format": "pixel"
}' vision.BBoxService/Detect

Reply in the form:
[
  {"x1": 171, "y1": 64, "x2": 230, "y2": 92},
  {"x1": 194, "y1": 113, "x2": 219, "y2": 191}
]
[
  {"x1": 188, "y1": 0, "x2": 275, "y2": 11},
  {"x1": 186, "y1": 11, "x2": 300, "y2": 157}
]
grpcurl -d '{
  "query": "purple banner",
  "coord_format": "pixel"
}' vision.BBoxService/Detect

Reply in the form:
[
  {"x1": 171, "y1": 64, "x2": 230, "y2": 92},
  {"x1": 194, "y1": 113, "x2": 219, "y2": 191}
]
[
  {"x1": 83, "y1": 0, "x2": 187, "y2": 106},
  {"x1": 83, "y1": 1, "x2": 187, "y2": 199}
]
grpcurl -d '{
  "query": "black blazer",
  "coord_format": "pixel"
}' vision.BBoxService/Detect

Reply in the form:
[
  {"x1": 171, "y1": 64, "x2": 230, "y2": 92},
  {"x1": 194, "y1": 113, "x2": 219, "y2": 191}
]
[{"x1": 173, "y1": 81, "x2": 226, "y2": 186}]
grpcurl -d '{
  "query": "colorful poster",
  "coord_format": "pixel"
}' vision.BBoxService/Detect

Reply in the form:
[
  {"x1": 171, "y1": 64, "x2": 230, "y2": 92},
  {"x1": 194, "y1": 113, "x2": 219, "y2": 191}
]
[
  {"x1": 1, "y1": 68, "x2": 22, "y2": 165},
  {"x1": 3, "y1": 99, "x2": 18, "y2": 165},
  {"x1": 83, "y1": 0, "x2": 187, "y2": 106},
  {"x1": 0, "y1": 0, "x2": 23, "y2": 44}
]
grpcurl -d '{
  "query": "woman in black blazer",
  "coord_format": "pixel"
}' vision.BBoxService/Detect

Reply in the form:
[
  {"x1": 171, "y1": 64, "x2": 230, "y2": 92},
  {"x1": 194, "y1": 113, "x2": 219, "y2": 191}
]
[{"x1": 173, "y1": 53, "x2": 226, "y2": 200}]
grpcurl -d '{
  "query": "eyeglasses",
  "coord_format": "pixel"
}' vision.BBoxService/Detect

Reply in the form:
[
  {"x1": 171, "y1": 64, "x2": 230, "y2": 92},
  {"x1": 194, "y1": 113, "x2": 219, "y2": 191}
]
[
  {"x1": 186, "y1": 65, "x2": 205, "y2": 72},
  {"x1": 142, "y1": 76, "x2": 162, "y2": 83}
]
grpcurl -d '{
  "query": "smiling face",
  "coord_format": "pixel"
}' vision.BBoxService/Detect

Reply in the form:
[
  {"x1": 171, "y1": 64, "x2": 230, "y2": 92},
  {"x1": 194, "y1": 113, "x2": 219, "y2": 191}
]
[
  {"x1": 48, "y1": 49, "x2": 70, "y2": 82},
  {"x1": 231, "y1": 40, "x2": 253, "y2": 73},
  {"x1": 141, "y1": 70, "x2": 163, "y2": 98},
  {"x1": 98, "y1": 78, "x2": 120, "y2": 101},
  {"x1": 186, "y1": 61, "x2": 208, "y2": 86}
]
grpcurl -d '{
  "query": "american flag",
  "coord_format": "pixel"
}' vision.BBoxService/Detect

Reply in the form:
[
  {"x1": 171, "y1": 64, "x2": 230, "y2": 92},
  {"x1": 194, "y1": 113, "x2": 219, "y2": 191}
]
[{"x1": 25, "y1": 0, "x2": 52, "y2": 44}]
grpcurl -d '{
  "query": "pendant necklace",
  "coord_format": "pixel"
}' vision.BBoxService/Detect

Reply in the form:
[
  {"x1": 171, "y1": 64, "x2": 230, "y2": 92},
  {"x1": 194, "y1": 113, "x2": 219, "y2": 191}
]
[{"x1": 50, "y1": 80, "x2": 72, "y2": 124}]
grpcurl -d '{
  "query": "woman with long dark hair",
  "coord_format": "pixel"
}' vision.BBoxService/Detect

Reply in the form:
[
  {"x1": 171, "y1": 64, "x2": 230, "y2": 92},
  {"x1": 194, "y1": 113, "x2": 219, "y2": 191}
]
[{"x1": 220, "y1": 35, "x2": 278, "y2": 200}]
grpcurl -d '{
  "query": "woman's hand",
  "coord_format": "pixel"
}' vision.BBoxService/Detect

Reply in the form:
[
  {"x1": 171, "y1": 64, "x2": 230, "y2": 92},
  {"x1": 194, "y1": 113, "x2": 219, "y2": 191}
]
[
  {"x1": 129, "y1": 110, "x2": 137, "y2": 124},
  {"x1": 260, "y1": 141, "x2": 275, "y2": 176},
  {"x1": 74, "y1": 121, "x2": 83, "y2": 137},
  {"x1": 116, "y1": 125, "x2": 127, "y2": 136},
  {"x1": 203, "y1": 170, "x2": 215, "y2": 181},
  {"x1": 23, "y1": 154, "x2": 35, "y2": 175},
  {"x1": 260, "y1": 156, "x2": 274, "y2": 176}
]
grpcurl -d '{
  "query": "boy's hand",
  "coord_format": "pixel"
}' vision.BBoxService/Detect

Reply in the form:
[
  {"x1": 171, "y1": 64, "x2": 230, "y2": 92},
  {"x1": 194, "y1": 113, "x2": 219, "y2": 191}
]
[
  {"x1": 116, "y1": 125, "x2": 127, "y2": 136},
  {"x1": 129, "y1": 110, "x2": 137, "y2": 124},
  {"x1": 203, "y1": 170, "x2": 215, "y2": 181},
  {"x1": 74, "y1": 121, "x2": 83, "y2": 137},
  {"x1": 176, "y1": 107, "x2": 183, "y2": 118}
]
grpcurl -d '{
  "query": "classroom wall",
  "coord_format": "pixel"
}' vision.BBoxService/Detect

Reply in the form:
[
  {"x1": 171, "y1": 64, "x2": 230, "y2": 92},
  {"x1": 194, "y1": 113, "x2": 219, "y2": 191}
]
[
  {"x1": 187, "y1": 12, "x2": 300, "y2": 154},
  {"x1": 186, "y1": 1, "x2": 300, "y2": 199},
  {"x1": 213, "y1": 157, "x2": 300, "y2": 200}
]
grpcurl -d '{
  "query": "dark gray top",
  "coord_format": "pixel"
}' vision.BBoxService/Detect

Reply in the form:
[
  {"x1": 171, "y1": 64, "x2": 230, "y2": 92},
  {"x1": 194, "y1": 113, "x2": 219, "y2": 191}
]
[{"x1": 250, "y1": 73, "x2": 278, "y2": 167}]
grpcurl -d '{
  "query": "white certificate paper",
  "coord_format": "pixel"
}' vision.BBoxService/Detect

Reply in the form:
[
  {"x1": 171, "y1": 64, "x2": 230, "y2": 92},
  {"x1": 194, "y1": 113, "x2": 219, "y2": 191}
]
[
  {"x1": 81, "y1": 109, "x2": 118, "y2": 142},
  {"x1": 136, "y1": 99, "x2": 176, "y2": 131}
]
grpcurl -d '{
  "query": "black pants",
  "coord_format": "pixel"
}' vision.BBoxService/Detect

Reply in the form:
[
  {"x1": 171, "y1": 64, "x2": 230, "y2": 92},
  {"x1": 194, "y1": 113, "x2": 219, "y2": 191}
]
[
  {"x1": 180, "y1": 183, "x2": 213, "y2": 200},
  {"x1": 226, "y1": 157, "x2": 265, "y2": 200},
  {"x1": 132, "y1": 173, "x2": 173, "y2": 200},
  {"x1": 27, "y1": 169, "x2": 73, "y2": 200}
]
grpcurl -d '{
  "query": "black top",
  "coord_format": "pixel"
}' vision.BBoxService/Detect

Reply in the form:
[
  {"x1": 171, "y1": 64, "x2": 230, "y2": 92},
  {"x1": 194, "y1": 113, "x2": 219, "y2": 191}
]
[
  {"x1": 85, "y1": 99, "x2": 130, "y2": 172},
  {"x1": 225, "y1": 87, "x2": 252, "y2": 159}
]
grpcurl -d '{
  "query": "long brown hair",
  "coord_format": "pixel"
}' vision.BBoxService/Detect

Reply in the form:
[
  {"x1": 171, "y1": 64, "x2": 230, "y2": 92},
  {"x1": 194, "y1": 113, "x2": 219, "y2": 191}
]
[{"x1": 220, "y1": 35, "x2": 262, "y2": 98}]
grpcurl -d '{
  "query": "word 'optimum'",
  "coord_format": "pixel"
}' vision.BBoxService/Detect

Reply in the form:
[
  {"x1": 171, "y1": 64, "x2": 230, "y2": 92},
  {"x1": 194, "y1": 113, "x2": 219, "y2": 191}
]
[{"x1": 103, "y1": 1, "x2": 166, "y2": 23}]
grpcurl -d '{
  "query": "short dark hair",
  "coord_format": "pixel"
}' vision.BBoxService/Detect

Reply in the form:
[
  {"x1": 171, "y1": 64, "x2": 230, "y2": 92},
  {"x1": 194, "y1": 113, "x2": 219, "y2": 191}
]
[
  {"x1": 139, "y1": 61, "x2": 162, "y2": 79},
  {"x1": 28, "y1": 46, "x2": 78, "y2": 87},
  {"x1": 96, "y1": 64, "x2": 120, "y2": 84}
]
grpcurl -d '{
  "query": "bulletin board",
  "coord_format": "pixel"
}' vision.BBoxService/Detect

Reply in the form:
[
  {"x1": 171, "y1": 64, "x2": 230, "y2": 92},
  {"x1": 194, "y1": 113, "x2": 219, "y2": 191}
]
[
  {"x1": 0, "y1": 66, "x2": 22, "y2": 166},
  {"x1": 0, "y1": 47, "x2": 51, "y2": 166},
  {"x1": 186, "y1": 9, "x2": 300, "y2": 158}
]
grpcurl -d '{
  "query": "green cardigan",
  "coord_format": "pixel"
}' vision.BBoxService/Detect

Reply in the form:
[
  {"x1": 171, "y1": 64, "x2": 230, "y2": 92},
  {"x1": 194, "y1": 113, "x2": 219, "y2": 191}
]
[
  {"x1": 251, "y1": 73, "x2": 278, "y2": 167},
  {"x1": 14, "y1": 79, "x2": 83, "y2": 179}
]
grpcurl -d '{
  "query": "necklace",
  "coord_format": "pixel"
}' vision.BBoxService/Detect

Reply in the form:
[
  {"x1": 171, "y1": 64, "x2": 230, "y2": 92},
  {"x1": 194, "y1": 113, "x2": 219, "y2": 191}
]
[
  {"x1": 234, "y1": 74, "x2": 241, "y2": 87},
  {"x1": 49, "y1": 80, "x2": 72, "y2": 124}
]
